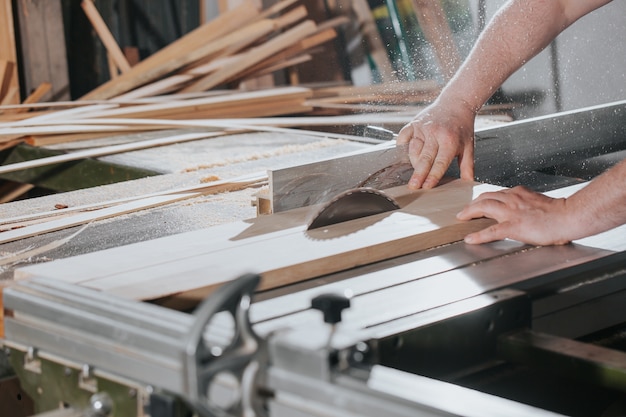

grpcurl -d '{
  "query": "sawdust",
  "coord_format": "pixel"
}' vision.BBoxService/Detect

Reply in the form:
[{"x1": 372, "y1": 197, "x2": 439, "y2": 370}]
[
  {"x1": 182, "y1": 138, "x2": 346, "y2": 173},
  {"x1": 200, "y1": 175, "x2": 221, "y2": 183}
]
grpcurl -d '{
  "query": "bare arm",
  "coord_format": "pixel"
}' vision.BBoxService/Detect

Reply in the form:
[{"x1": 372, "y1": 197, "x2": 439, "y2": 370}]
[
  {"x1": 457, "y1": 158, "x2": 626, "y2": 245},
  {"x1": 397, "y1": 0, "x2": 613, "y2": 189}
]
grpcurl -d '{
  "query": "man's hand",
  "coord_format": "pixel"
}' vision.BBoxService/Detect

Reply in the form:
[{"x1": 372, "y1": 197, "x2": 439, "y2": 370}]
[
  {"x1": 456, "y1": 186, "x2": 571, "y2": 245},
  {"x1": 396, "y1": 101, "x2": 476, "y2": 189}
]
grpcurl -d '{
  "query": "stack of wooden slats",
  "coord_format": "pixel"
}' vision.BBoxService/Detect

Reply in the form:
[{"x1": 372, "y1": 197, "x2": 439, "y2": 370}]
[
  {"x1": 81, "y1": 0, "x2": 339, "y2": 101},
  {"x1": 0, "y1": 0, "x2": 367, "y2": 148}
]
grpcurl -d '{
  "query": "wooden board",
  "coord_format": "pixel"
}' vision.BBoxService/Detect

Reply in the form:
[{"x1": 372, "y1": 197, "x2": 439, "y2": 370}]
[{"x1": 15, "y1": 180, "x2": 498, "y2": 304}]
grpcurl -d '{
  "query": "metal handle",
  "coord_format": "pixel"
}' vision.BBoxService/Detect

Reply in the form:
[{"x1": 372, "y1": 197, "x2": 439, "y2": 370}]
[{"x1": 182, "y1": 273, "x2": 263, "y2": 417}]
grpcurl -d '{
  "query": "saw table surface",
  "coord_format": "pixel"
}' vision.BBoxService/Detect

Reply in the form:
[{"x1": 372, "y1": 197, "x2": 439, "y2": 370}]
[{"x1": 0, "y1": 130, "x2": 370, "y2": 280}]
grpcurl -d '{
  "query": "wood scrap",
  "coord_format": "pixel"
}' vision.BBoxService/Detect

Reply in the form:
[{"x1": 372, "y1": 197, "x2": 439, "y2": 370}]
[{"x1": 81, "y1": 0, "x2": 132, "y2": 74}]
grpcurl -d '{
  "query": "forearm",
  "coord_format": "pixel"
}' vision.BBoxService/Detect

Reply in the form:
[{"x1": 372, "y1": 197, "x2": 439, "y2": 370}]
[
  {"x1": 564, "y1": 159, "x2": 626, "y2": 240},
  {"x1": 437, "y1": 0, "x2": 611, "y2": 113}
]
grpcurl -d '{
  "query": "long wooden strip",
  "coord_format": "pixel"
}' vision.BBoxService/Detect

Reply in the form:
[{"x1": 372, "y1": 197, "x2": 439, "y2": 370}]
[
  {"x1": 80, "y1": 0, "x2": 260, "y2": 100},
  {"x1": 1, "y1": 112, "x2": 414, "y2": 129},
  {"x1": 181, "y1": 20, "x2": 318, "y2": 93},
  {"x1": 15, "y1": 181, "x2": 497, "y2": 303},
  {"x1": 233, "y1": 28, "x2": 337, "y2": 82},
  {"x1": 0, "y1": 124, "x2": 167, "y2": 141},
  {"x1": 0, "y1": 131, "x2": 223, "y2": 175},
  {"x1": 0, "y1": 114, "x2": 405, "y2": 148},
  {"x1": 81, "y1": 0, "x2": 131, "y2": 73},
  {"x1": 111, "y1": 15, "x2": 290, "y2": 101},
  {"x1": 77, "y1": 86, "x2": 312, "y2": 119},
  {"x1": 28, "y1": 127, "x2": 165, "y2": 147}
]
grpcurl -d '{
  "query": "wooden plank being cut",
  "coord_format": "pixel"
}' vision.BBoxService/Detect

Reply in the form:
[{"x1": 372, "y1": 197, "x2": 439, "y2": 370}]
[{"x1": 15, "y1": 180, "x2": 498, "y2": 304}]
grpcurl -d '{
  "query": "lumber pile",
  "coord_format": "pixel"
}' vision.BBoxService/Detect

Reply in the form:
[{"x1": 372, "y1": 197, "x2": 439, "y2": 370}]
[{"x1": 80, "y1": 0, "x2": 339, "y2": 101}]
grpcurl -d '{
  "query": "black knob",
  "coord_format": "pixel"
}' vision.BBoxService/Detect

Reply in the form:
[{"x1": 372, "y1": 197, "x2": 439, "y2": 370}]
[{"x1": 311, "y1": 293, "x2": 351, "y2": 325}]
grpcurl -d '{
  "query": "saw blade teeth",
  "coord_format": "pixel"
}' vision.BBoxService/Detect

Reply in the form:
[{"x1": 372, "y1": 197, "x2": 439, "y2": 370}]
[{"x1": 307, "y1": 187, "x2": 400, "y2": 231}]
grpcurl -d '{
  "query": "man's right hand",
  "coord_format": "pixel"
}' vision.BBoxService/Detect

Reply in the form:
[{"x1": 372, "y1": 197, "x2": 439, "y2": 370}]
[{"x1": 396, "y1": 100, "x2": 477, "y2": 189}]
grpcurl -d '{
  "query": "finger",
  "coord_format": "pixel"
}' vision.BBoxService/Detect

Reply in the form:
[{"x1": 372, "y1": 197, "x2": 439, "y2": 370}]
[
  {"x1": 458, "y1": 137, "x2": 475, "y2": 181},
  {"x1": 406, "y1": 137, "x2": 427, "y2": 189},
  {"x1": 396, "y1": 124, "x2": 413, "y2": 145},
  {"x1": 422, "y1": 145, "x2": 457, "y2": 189},
  {"x1": 408, "y1": 139, "x2": 438, "y2": 189},
  {"x1": 464, "y1": 222, "x2": 512, "y2": 244},
  {"x1": 471, "y1": 189, "x2": 515, "y2": 205},
  {"x1": 456, "y1": 198, "x2": 507, "y2": 221}
]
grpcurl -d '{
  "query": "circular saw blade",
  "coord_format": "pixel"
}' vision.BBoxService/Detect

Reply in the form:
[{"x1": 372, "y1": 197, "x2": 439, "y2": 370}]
[{"x1": 307, "y1": 187, "x2": 400, "y2": 230}]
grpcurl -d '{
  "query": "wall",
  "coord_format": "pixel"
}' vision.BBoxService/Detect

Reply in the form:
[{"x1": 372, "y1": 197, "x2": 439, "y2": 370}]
[{"x1": 481, "y1": 0, "x2": 626, "y2": 118}]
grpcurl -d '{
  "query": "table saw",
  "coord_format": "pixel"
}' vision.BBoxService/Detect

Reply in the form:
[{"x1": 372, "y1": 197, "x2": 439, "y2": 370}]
[{"x1": 1, "y1": 100, "x2": 626, "y2": 417}]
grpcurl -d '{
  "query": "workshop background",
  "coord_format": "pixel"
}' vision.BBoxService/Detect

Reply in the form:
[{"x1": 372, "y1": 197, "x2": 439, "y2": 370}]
[
  {"x1": 4, "y1": 0, "x2": 626, "y2": 113},
  {"x1": 1, "y1": 1, "x2": 626, "y2": 417}
]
